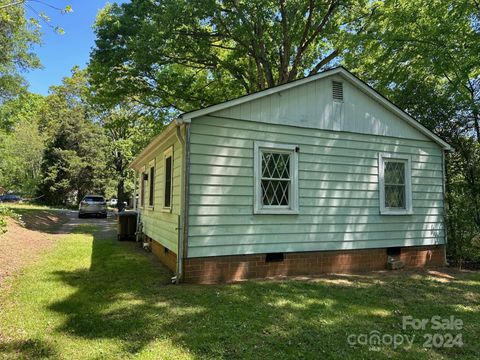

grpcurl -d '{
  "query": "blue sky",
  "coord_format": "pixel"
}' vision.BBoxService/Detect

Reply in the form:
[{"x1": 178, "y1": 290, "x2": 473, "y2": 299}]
[{"x1": 24, "y1": 0, "x2": 127, "y2": 95}]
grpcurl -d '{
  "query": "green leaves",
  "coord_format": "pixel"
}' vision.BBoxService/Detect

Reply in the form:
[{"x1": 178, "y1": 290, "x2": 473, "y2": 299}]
[
  {"x1": 342, "y1": 0, "x2": 480, "y2": 263},
  {"x1": 0, "y1": 1, "x2": 41, "y2": 100},
  {"x1": 88, "y1": 0, "x2": 368, "y2": 114},
  {"x1": 0, "y1": 92, "x2": 46, "y2": 195}
]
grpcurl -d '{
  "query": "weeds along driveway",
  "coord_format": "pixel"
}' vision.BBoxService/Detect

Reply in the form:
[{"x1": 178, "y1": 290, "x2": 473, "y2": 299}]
[{"x1": 0, "y1": 208, "x2": 479, "y2": 359}]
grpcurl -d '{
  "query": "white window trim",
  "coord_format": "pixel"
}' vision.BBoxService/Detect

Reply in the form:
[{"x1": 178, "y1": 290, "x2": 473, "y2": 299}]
[
  {"x1": 162, "y1": 146, "x2": 173, "y2": 212},
  {"x1": 378, "y1": 152, "x2": 413, "y2": 215},
  {"x1": 147, "y1": 159, "x2": 155, "y2": 209},
  {"x1": 140, "y1": 165, "x2": 146, "y2": 209},
  {"x1": 254, "y1": 141, "x2": 299, "y2": 215}
]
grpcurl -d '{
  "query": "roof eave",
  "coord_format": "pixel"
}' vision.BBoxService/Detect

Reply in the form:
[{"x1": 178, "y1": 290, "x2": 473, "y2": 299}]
[{"x1": 128, "y1": 121, "x2": 178, "y2": 170}]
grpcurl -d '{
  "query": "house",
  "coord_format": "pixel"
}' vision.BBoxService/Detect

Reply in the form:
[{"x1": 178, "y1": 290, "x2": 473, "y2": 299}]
[{"x1": 129, "y1": 67, "x2": 451, "y2": 284}]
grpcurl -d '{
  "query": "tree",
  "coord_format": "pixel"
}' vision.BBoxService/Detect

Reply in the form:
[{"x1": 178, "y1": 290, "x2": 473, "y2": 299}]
[
  {"x1": 0, "y1": 0, "x2": 73, "y2": 102},
  {"x1": 343, "y1": 0, "x2": 479, "y2": 140},
  {"x1": 89, "y1": 0, "x2": 374, "y2": 113},
  {"x1": 342, "y1": 0, "x2": 480, "y2": 263},
  {"x1": 99, "y1": 104, "x2": 164, "y2": 207},
  {"x1": 0, "y1": 91, "x2": 45, "y2": 131},
  {"x1": 0, "y1": 92, "x2": 46, "y2": 195},
  {"x1": 0, "y1": 0, "x2": 41, "y2": 101},
  {"x1": 39, "y1": 115, "x2": 109, "y2": 204},
  {"x1": 37, "y1": 69, "x2": 110, "y2": 205}
]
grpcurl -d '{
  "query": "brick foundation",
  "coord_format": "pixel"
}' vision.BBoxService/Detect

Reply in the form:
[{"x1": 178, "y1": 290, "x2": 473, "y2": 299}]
[
  {"x1": 146, "y1": 237, "x2": 177, "y2": 272},
  {"x1": 183, "y1": 245, "x2": 446, "y2": 284},
  {"x1": 399, "y1": 246, "x2": 445, "y2": 268}
]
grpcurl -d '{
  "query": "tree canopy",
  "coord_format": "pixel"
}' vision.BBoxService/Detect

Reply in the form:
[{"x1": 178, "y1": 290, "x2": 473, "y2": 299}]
[
  {"x1": 343, "y1": 0, "x2": 480, "y2": 142},
  {"x1": 0, "y1": 0, "x2": 41, "y2": 100},
  {"x1": 342, "y1": 0, "x2": 480, "y2": 263},
  {"x1": 37, "y1": 69, "x2": 110, "y2": 204},
  {"x1": 89, "y1": 0, "x2": 375, "y2": 114},
  {"x1": 0, "y1": 93, "x2": 45, "y2": 195}
]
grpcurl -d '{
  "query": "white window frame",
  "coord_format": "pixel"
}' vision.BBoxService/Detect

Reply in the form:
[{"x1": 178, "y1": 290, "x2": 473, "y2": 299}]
[
  {"x1": 140, "y1": 165, "x2": 146, "y2": 209},
  {"x1": 378, "y1": 153, "x2": 413, "y2": 215},
  {"x1": 254, "y1": 141, "x2": 299, "y2": 215},
  {"x1": 148, "y1": 159, "x2": 155, "y2": 209},
  {"x1": 162, "y1": 146, "x2": 173, "y2": 212}
]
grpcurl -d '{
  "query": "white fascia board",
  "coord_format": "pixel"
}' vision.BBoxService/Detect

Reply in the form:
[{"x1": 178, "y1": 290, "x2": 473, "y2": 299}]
[{"x1": 129, "y1": 122, "x2": 177, "y2": 170}]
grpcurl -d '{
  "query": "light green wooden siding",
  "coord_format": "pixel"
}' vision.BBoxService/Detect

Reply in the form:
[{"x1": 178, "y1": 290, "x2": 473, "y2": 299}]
[
  {"x1": 139, "y1": 134, "x2": 182, "y2": 253},
  {"x1": 187, "y1": 116, "x2": 445, "y2": 258},
  {"x1": 213, "y1": 74, "x2": 429, "y2": 141}
]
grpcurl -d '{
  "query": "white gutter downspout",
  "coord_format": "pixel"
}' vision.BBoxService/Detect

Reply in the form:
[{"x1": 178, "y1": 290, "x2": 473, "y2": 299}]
[
  {"x1": 174, "y1": 118, "x2": 188, "y2": 284},
  {"x1": 133, "y1": 171, "x2": 138, "y2": 211},
  {"x1": 442, "y1": 149, "x2": 449, "y2": 265}
]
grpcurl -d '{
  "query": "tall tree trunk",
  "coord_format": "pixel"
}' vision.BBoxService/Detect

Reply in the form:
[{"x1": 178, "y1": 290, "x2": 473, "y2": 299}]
[
  {"x1": 473, "y1": 108, "x2": 480, "y2": 144},
  {"x1": 117, "y1": 174, "x2": 126, "y2": 211}
]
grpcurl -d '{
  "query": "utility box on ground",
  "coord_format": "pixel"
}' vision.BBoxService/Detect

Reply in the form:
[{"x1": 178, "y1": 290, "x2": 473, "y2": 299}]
[{"x1": 117, "y1": 211, "x2": 137, "y2": 241}]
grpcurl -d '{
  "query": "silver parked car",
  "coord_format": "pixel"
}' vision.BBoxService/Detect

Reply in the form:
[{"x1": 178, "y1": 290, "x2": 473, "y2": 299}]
[{"x1": 78, "y1": 195, "x2": 107, "y2": 218}]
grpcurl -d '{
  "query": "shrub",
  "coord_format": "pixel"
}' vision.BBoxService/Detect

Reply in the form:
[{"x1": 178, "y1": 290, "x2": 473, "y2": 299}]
[{"x1": 0, "y1": 206, "x2": 21, "y2": 234}]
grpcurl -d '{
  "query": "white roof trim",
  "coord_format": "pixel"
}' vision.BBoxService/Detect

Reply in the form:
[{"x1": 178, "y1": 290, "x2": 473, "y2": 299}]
[
  {"x1": 180, "y1": 67, "x2": 452, "y2": 150},
  {"x1": 129, "y1": 122, "x2": 177, "y2": 170}
]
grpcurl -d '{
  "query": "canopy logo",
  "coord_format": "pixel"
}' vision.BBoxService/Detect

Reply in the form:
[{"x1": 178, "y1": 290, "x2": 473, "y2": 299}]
[{"x1": 347, "y1": 315, "x2": 464, "y2": 351}]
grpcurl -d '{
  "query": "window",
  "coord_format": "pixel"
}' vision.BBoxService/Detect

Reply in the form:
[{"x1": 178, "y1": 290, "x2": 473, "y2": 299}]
[
  {"x1": 379, "y1": 153, "x2": 412, "y2": 215},
  {"x1": 254, "y1": 142, "x2": 299, "y2": 214},
  {"x1": 163, "y1": 147, "x2": 173, "y2": 209},
  {"x1": 148, "y1": 164, "x2": 155, "y2": 207},
  {"x1": 83, "y1": 196, "x2": 105, "y2": 203}
]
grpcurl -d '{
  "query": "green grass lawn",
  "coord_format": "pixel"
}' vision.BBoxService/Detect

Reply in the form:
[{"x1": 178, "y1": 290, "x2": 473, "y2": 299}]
[{"x1": 1, "y1": 223, "x2": 479, "y2": 359}]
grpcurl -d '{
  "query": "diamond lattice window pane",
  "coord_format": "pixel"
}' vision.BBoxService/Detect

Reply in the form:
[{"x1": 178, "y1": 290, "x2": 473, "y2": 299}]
[
  {"x1": 261, "y1": 180, "x2": 290, "y2": 206},
  {"x1": 262, "y1": 152, "x2": 290, "y2": 179},
  {"x1": 385, "y1": 185, "x2": 405, "y2": 208},
  {"x1": 384, "y1": 161, "x2": 405, "y2": 185}
]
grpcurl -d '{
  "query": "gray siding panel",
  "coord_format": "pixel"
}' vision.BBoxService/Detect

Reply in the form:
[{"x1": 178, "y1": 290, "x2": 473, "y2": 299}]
[{"x1": 187, "y1": 116, "x2": 445, "y2": 258}]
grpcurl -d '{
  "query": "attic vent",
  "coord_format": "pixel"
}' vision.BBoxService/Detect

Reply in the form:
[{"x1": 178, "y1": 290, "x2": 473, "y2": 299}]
[{"x1": 332, "y1": 81, "x2": 344, "y2": 102}]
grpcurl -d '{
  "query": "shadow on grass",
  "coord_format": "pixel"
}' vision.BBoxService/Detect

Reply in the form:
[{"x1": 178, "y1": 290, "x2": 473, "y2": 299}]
[
  {"x1": 7, "y1": 206, "x2": 68, "y2": 234},
  {"x1": 10, "y1": 205, "x2": 116, "y2": 237},
  {"x1": 44, "y1": 226, "x2": 480, "y2": 359},
  {"x1": 0, "y1": 338, "x2": 58, "y2": 359}
]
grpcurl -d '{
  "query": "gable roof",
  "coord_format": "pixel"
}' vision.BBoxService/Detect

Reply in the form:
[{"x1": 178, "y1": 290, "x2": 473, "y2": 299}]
[{"x1": 179, "y1": 66, "x2": 451, "y2": 150}]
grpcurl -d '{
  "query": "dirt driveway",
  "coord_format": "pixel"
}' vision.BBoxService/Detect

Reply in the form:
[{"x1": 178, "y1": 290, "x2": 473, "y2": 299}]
[
  {"x1": 0, "y1": 208, "x2": 116, "y2": 287},
  {"x1": 60, "y1": 210, "x2": 116, "y2": 236}
]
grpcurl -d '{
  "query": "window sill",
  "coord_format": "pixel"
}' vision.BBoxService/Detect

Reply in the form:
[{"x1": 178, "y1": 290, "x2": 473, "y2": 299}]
[
  {"x1": 380, "y1": 209, "x2": 413, "y2": 216},
  {"x1": 161, "y1": 207, "x2": 172, "y2": 213},
  {"x1": 147, "y1": 206, "x2": 154, "y2": 211},
  {"x1": 254, "y1": 208, "x2": 299, "y2": 215}
]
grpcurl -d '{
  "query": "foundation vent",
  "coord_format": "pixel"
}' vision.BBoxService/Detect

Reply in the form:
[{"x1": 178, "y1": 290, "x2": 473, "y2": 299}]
[{"x1": 265, "y1": 252, "x2": 284, "y2": 263}]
